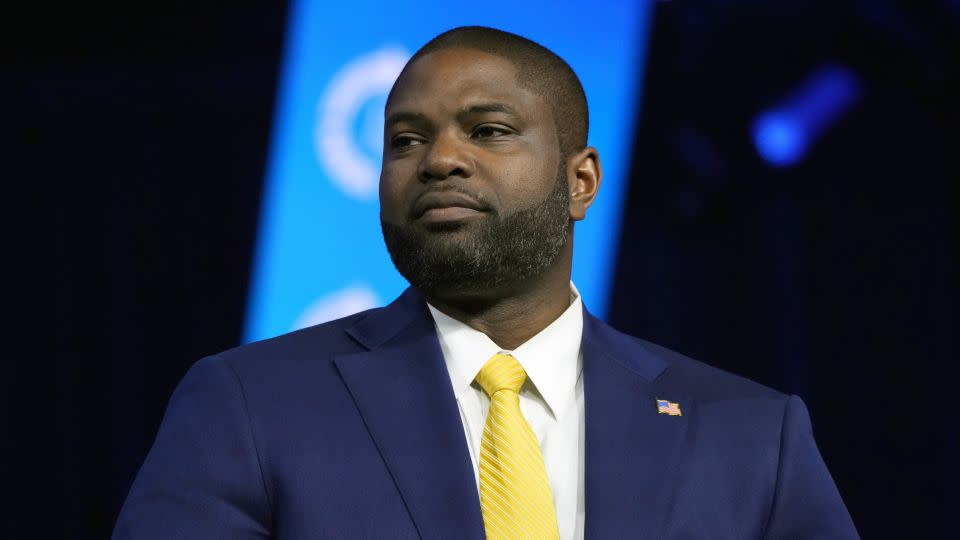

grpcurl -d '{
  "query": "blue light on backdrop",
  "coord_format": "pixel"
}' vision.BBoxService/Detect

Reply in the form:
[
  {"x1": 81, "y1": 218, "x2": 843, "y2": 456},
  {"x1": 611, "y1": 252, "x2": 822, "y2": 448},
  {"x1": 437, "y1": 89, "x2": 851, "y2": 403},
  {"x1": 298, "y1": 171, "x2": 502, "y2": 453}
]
[
  {"x1": 753, "y1": 65, "x2": 860, "y2": 167},
  {"x1": 245, "y1": 0, "x2": 652, "y2": 342}
]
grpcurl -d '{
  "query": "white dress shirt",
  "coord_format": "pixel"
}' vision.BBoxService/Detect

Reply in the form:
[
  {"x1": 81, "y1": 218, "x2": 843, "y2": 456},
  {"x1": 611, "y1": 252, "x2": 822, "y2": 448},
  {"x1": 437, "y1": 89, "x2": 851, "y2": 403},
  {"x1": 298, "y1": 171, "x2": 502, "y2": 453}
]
[{"x1": 426, "y1": 284, "x2": 585, "y2": 540}]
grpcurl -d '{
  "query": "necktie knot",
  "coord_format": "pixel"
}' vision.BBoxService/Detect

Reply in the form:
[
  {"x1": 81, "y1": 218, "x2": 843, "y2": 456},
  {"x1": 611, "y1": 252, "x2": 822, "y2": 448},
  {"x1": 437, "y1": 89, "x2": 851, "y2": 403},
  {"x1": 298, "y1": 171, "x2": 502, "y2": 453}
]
[{"x1": 475, "y1": 353, "x2": 526, "y2": 397}]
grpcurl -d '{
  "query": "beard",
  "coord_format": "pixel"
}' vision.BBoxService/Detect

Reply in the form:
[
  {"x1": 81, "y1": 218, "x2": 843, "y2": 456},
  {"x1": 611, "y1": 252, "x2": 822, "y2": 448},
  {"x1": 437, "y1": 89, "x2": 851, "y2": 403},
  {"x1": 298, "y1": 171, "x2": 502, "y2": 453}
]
[{"x1": 381, "y1": 167, "x2": 570, "y2": 297}]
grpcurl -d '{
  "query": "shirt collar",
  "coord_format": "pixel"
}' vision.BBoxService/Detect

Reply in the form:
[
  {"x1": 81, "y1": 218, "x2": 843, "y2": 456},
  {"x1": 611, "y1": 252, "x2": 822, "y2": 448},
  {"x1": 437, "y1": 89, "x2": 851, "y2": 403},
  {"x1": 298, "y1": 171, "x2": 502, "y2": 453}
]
[{"x1": 427, "y1": 283, "x2": 584, "y2": 419}]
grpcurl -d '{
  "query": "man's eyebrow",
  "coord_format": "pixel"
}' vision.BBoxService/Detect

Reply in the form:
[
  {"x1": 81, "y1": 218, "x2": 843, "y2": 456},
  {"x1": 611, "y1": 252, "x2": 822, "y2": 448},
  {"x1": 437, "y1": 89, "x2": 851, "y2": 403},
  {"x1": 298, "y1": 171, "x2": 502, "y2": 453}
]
[
  {"x1": 385, "y1": 104, "x2": 520, "y2": 127},
  {"x1": 460, "y1": 103, "x2": 520, "y2": 117},
  {"x1": 385, "y1": 111, "x2": 426, "y2": 127}
]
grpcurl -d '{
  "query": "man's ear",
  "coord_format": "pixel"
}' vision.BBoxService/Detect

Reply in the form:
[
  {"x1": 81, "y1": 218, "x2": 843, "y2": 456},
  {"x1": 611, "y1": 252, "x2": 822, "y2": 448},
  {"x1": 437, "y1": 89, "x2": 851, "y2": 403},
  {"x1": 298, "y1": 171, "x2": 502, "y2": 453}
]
[{"x1": 566, "y1": 146, "x2": 601, "y2": 221}]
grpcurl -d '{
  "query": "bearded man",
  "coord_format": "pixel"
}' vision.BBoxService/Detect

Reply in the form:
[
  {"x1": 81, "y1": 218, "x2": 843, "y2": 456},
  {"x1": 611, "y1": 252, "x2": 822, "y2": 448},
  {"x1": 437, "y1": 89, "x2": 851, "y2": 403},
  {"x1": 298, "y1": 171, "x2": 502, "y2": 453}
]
[{"x1": 114, "y1": 26, "x2": 858, "y2": 539}]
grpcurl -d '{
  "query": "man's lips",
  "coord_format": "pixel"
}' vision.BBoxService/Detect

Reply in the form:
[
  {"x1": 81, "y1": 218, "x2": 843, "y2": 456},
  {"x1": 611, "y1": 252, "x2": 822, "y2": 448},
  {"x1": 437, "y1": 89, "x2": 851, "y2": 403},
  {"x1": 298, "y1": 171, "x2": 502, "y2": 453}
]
[{"x1": 411, "y1": 190, "x2": 490, "y2": 223}]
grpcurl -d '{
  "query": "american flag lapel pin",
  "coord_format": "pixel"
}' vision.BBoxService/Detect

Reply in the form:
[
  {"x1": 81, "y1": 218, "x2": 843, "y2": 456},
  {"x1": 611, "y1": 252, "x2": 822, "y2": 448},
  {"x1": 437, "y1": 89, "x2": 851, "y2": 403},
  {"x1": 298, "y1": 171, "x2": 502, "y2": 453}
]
[{"x1": 656, "y1": 398, "x2": 682, "y2": 416}]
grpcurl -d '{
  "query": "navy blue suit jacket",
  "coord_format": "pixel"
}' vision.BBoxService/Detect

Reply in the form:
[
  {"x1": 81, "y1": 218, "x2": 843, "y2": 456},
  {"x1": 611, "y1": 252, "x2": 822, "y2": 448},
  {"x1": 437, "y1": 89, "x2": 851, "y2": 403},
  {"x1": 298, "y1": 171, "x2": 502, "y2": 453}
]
[{"x1": 114, "y1": 287, "x2": 858, "y2": 539}]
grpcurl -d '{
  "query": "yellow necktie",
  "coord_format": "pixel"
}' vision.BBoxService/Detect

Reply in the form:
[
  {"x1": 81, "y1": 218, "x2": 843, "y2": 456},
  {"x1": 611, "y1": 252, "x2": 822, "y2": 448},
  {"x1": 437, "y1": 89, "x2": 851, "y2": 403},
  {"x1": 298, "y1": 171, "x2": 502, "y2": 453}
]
[{"x1": 475, "y1": 353, "x2": 560, "y2": 540}]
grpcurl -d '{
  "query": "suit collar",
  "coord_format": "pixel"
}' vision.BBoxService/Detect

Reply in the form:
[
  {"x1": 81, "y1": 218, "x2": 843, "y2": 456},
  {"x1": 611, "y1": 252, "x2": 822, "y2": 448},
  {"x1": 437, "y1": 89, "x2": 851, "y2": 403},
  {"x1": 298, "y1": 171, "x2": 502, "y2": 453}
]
[
  {"x1": 581, "y1": 307, "x2": 668, "y2": 381},
  {"x1": 344, "y1": 286, "x2": 424, "y2": 350}
]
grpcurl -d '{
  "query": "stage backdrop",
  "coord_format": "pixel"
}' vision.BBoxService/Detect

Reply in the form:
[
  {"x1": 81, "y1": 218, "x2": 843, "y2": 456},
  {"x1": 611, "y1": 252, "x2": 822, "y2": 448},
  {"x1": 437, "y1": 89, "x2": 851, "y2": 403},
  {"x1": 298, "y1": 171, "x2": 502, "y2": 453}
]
[{"x1": 244, "y1": 0, "x2": 653, "y2": 341}]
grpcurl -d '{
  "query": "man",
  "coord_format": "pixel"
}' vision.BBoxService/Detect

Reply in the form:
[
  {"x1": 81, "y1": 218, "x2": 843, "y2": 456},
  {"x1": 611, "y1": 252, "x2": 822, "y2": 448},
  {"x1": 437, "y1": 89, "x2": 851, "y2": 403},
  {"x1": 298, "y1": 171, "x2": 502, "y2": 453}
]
[{"x1": 114, "y1": 26, "x2": 858, "y2": 539}]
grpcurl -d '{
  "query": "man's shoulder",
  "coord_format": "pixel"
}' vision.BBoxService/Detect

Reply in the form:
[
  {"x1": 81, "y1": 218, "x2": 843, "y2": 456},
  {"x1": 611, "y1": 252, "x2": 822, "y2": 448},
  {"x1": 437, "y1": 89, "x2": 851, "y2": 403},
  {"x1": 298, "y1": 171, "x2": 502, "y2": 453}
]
[
  {"x1": 202, "y1": 306, "x2": 383, "y2": 381},
  {"x1": 648, "y1": 338, "x2": 785, "y2": 402},
  {"x1": 598, "y1": 320, "x2": 788, "y2": 404}
]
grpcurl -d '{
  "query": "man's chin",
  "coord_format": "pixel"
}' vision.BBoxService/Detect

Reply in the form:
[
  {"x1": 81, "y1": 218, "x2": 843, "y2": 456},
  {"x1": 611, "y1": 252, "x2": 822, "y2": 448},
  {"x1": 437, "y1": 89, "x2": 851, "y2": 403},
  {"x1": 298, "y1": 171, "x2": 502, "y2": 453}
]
[
  {"x1": 418, "y1": 219, "x2": 472, "y2": 234},
  {"x1": 408, "y1": 270, "x2": 513, "y2": 299}
]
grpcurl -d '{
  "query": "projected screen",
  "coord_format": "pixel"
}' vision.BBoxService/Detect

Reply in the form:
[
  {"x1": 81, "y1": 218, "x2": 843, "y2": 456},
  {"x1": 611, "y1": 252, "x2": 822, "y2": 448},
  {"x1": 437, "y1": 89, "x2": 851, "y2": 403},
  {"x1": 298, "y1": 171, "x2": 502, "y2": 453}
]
[{"x1": 245, "y1": 0, "x2": 652, "y2": 342}]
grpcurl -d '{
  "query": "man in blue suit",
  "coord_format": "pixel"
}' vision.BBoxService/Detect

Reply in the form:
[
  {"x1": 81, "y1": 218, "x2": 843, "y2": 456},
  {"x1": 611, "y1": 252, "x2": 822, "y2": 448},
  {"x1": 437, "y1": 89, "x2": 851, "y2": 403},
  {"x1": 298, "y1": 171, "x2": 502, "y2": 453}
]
[{"x1": 114, "y1": 27, "x2": 858, "y2": 539}]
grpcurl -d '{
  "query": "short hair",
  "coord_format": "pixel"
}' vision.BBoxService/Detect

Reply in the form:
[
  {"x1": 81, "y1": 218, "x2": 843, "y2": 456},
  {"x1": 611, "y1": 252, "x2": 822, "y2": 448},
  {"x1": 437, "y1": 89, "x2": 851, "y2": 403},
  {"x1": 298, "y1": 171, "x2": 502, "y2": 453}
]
[{"x1": 389, "y1": 26, "x2": 589, "y2": 158}]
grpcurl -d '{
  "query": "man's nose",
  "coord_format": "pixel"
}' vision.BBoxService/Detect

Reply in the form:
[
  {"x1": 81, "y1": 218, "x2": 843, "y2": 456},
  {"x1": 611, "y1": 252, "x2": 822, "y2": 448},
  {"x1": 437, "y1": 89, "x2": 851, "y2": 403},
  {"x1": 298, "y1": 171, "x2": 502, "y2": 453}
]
[{"x1": 418, "y1": 130, "x2": 474, "y2": 182}]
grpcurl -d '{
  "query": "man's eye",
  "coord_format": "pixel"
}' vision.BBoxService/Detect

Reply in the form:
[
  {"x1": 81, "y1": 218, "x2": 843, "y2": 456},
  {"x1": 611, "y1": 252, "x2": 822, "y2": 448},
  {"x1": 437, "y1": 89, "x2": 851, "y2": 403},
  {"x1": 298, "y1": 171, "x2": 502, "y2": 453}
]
[
  {"x1": 472, "y1": 125, "x2": 511, "y2": 139},
  {"x1": 391, "y1": 135, "x2": 424, "y2": 149}
]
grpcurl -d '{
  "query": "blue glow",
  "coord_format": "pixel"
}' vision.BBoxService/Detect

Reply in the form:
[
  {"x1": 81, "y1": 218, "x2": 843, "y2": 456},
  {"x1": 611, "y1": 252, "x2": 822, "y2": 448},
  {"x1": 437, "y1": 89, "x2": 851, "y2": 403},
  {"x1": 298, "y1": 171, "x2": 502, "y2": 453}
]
[
  {"x1": 245, "y1": 0, "x2": 653, "y2": 342},
  {"x1": 753, "y1": 66, "x2": 860, "y2": 167},
  {"x1": 753, "y1": 112, "x2": 807, "y2": 166}
]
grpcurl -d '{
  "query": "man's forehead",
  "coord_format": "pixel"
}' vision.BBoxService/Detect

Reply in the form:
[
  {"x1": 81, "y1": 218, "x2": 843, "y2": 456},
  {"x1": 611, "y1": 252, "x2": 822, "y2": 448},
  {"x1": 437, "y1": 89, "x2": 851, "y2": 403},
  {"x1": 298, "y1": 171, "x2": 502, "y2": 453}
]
[
  {"x1": 386, "y1": 48, "x2": 551, "y2": 124},
  {"x1": 387, "y1": 48, "x2": 534, "y2": 112}
]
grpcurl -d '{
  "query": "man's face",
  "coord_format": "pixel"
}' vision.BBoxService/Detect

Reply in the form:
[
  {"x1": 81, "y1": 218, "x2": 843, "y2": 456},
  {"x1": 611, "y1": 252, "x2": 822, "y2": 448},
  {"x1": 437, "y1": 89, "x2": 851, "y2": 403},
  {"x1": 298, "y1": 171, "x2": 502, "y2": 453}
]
[{"x1": 380, "y1": 48, "x2": 570, "y2": 296}]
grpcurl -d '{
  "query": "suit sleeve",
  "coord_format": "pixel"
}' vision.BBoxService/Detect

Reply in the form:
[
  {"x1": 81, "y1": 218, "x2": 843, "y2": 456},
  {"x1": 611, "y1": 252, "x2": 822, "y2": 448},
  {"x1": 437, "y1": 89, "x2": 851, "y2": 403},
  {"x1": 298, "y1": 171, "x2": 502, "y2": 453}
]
[
  {"x1": 112, "y1": 356, "x2": 272, "y2": 539},
  {"x1": 763, "y1": 395, "x2": 859, "y2": 539}
]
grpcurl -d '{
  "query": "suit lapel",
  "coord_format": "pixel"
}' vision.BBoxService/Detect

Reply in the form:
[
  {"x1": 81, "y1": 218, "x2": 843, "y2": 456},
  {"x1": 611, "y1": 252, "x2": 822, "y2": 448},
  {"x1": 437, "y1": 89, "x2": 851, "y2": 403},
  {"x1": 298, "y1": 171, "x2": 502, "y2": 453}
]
[
  {"x1": 582, "y1": 312, "x2": 692, "y2": 539},
  {"x1": 334, "y1": 288, "x2": 484, "y2": 540}
]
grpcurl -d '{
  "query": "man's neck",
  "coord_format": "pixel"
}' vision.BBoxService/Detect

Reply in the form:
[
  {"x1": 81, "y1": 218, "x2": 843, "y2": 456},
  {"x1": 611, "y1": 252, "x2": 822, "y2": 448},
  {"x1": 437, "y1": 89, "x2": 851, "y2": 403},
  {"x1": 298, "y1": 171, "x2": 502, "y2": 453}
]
[{"x1": 422, "y1": 265, "x2": 573, "y2": 350}]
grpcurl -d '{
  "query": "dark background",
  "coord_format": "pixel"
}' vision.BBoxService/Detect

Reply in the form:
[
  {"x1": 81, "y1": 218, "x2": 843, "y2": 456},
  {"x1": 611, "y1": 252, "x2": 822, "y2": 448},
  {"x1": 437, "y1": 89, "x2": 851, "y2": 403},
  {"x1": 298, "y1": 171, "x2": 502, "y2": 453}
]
[{"x1": 6, "y1": 1, "x2": 956, "y2": 538}]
